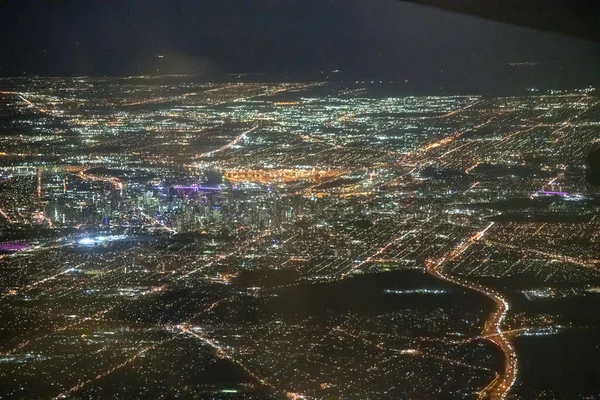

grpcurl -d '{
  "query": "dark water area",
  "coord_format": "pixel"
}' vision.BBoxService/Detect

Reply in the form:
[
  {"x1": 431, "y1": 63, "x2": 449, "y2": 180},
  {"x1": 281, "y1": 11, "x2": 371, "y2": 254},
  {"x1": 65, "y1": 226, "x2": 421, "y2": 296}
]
[
  {"x1": 477, "y1": 277, "x2": 600, "y2": 398},
  {"x1": 511, "y1": 292, "x2": 600, "y2": 330},
  {"x1": 270, "y1": 270, "x2": 493, "y2": 318},
  {"x1": 514, "y1": 330, "x2": 600, "y2": 399},
  {"x1": 228, "y1": 269, "x2": 496, "y2": 336}
]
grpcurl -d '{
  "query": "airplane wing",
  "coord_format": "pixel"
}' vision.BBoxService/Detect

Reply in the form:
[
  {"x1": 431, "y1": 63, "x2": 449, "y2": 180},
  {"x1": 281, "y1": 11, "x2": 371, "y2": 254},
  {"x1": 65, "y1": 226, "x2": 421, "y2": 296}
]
[{"x1": 399, "y1": 0, "x2": 600, "y2": 42}]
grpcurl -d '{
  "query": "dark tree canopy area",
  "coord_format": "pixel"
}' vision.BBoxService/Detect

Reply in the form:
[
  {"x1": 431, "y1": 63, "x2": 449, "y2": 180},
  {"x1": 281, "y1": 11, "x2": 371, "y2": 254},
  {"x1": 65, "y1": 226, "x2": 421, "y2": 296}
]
[{"x1": 586, "y1": 148, "x2": 600, "y2": 185}]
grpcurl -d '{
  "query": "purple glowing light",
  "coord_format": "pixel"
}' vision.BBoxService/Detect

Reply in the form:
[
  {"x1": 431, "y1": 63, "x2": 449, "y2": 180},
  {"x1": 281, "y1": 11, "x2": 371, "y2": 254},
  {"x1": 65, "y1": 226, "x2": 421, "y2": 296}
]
[
  {"x1": 172, "y1": 185, "x2": 197, "y2": 190},
  {"x1": 0, "y1": 241, "x2": 30, "y2": 252},
  {"x1": 536, "y1": 190, "x2": 568, "y2": 196}
]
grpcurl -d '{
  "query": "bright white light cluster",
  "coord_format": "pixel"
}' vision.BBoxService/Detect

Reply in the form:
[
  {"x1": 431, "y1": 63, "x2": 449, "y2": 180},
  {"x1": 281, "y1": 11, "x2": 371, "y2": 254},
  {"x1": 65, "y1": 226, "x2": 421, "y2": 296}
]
[{"x1": 77, "y1": 235, "x2": 127, "y2": 246}]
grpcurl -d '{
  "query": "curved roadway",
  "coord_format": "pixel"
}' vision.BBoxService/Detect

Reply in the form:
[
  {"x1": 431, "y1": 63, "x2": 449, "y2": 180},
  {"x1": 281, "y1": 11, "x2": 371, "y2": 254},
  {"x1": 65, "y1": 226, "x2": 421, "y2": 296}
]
[{"x1": 426, "y1": 224, "x2": 518, "y2": 400}]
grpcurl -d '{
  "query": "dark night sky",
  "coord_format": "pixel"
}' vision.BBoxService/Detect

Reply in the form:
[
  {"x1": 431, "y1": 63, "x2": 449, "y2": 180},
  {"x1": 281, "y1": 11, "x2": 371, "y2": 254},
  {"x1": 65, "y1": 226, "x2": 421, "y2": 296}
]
[{"x1": 1, "y1": 0, "x2": 599, "y2": 90}]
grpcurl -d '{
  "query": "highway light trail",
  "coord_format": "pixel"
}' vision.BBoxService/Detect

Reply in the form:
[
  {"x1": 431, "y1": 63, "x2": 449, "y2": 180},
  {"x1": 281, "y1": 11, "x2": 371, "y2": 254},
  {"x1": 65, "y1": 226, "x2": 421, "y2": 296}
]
[
  {"x1": 413, "y1": 118, "x2": 495, "y2": 160},
  {"x1": 486, "y1": 240, "x2": 598, "y2": 269},
  {"x1": 50, "y1": 337, "x2": 176, "y2": 400},
  {"x1": 439, "y1": 99, "x2": 483, "y2": 118},
  {"x1": 179, "y1": 229, "x2": 273, "y2": 278},
  {"x1": 48, "y1": 298, "x2": 231, "y2": 399},
  {"x1": 333, "y1": 326, "x2": 490, "y2": 373},
  {"x1": 0, "y1": 208, "x2": 14, "y2": 223},
  {"x1": 2, "y1": 307, "x2": 115, "y2": 356},
  {"x1": 176, "y1": 326, "x2": 279, "y2": 393},
  {"x1": 197, "y1": 125, "x2": 258, "y2": 158},
  {"x1": 2, "y1": 229, "x2": 274, "y2": 360},
  {"x1": 2, "y1": 91, "x2": 50, "y2": 114},
  {"x1": 426, "y1": 222, "x2": 518, "y2": 400},
  {"x1": 340, "y1": 226, "x2": 425, "y2": 278},
  {"x1": 2, "y1": 266, "x2": 76, "y2": 298}
]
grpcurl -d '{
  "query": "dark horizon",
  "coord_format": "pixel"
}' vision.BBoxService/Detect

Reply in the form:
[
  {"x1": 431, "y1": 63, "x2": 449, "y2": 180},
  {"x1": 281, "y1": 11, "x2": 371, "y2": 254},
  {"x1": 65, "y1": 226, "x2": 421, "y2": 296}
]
[{"x1": 1, "y1": 0, "x2": 599, "y2": 91}]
